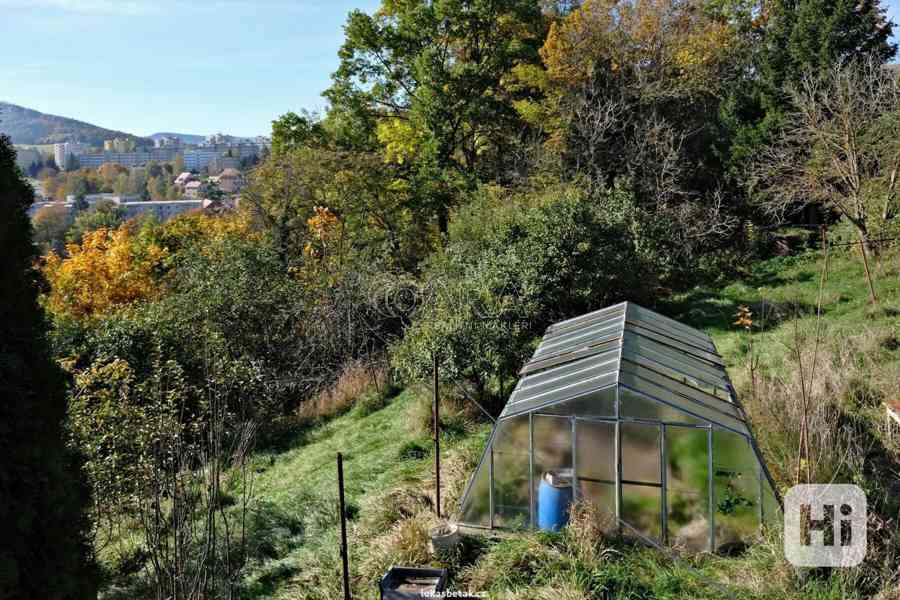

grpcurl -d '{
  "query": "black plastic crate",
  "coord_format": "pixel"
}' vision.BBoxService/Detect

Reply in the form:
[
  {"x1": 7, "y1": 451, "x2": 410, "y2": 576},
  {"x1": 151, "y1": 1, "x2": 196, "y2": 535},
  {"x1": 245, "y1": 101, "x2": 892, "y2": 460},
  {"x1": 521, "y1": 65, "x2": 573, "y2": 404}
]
[{"x1": 379, "y1": 566, "x2": 448, "y2": 600}]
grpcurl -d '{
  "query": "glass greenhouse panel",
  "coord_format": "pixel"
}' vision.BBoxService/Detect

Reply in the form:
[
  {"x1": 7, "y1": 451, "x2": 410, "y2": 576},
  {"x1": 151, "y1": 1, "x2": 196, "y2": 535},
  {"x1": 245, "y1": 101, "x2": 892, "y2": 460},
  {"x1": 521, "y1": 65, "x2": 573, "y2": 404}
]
[
  {"x1": 575, "y1": 419, "x2": 615, "y2": 482},
  {"x1": 623, "y1": 331, "x2": 725, "y2": 381},
  {"x1": 543, "y1": 310, "x2": 623, "y2": 342},
  {"x1": 533, "y1": 415, "x2": 572, "y2": 467},
  {"x1": 627, "y1": 315, "x2": 715, "y2": 352},
  {"x1": 761, "y1": 477, "x2": 781, "y2": 530},
  {"x1": 535, "y1": 321, "x2": 623, "y2": 358},
  {"x1": 619, "y1": 386, "x2": 704, "y2": 425},
  {"x1": 625, "y1": 325, "x2": 724, "y2": 366},
  {"x1": 619, "y1": 372, "x2": 748, "y2": 433},
  {"x1": 620, "y1": 360, "x2": 741, "y2": 419},
  {"x1": 622, "y1": 349, "x2": 730, "y2": 401},
  {"x1": 622, "y1": 484, "x2": 662, "y2": 542},
  {"x1": 539, "y1": 387, "x2": 616, "y2": 419},
  {"x1": 665, "y1": 425, "x2": 710, "y2": 491},
  {"x1": 579, "y1": 481, "x2": 617, "y2": 532},
  {"x1": 513, "y1": 351, "x2": 619, "y2": 403},
  {"x1": 504, "y1": 372, "x2": 618, "y2": 417},
  {"x1": 493, "y1": 415, "x2": 530, "y2": 529},
  {"x1": 517, "y1": 350, "x2": 618, "y2": 391},
  {"x1": 459, "y1": 453, "x2": 491, "y2": 526},
  {"x1": 494, "y1": 415, "x2": 530, "y2": 454},
  {"x1": 626, "y1": 304, "x2": 710, "y2": 342},
  {"x1": 713, "y1": 429, "x2": 761, "y2": 550},
  {"x1": 533, "y1": 415, "x2": 573, "y2": 525},
  {"x1": 493, "y1": 450, "x2": 530, "y2": 529},
  {"x1": 548, "y1": 304, "x2": 625, "y2": 336},
  {"x1": 621, "y1": 422, "x2": 661, "y2": 484},
  {"x1": 667, "y1": 489, "x2": 710, "y2": 551},
  {"x1": 521, "y1": 337, "x2": 622, "y2": 376}
]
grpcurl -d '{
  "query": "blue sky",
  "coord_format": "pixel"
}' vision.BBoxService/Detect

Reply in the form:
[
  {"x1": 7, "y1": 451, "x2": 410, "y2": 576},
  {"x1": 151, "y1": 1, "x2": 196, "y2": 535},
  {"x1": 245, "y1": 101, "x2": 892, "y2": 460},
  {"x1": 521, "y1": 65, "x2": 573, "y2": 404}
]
[
  {"x1": 1, "y1": 0, "x2": 899, "y2": 138},
  {"x1": 0, "y1": 0, "x2": 380, "y2": 137}
]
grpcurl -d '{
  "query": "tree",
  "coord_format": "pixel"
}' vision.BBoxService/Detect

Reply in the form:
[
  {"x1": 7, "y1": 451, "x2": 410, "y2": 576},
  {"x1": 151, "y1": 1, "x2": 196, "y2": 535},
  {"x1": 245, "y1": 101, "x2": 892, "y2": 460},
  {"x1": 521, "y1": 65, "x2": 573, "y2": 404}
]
[
  {"x1": 98, "y1": 163, "x2": 127, "y2": 192},
  {"x1": 325, "y1": 0, "x2": 548, "y2": 233},
  {"x1": 394, "y1": 185, "x2": 650, "y2": 405},
  {"x1": 66, "y1": 199, "x2": 127, "y2": 244},
  {"x1": 751, "y1": 57, "x2": 900, "y2": 302},
  {"x1": 271, "y1": 110, "x2": 328, "y2": 155},
  {"x1": 32, "y1": 204, "x2": 72, "y2": 254},
  {"x1": 205, "y1": 179, "x2": 226, "y2": 202},
  {"x1": 173, "y1": 153, "x2": 185, "y2": 174},
  {"x1": 65, "y1": 152, "x2": 80, "y2": 171},
  {"x1": 147, "y1": 175, "x2": 167, "y2": 201},
  {"x1": 0, "y1": 134, "x2": 96, "y2": 599},
  {"x1": 515, "y1": 0, "x2": 746, "y2": 276},
  {"x1": 728, "y1": 0, "x2": 895, "y2": 166},
  {"x1": 43, "y1": 226, "x2": 169, "y2": 320},
  {"x1": 126, "y1": 168, "x2": 149, "y2": 200},
  {"x1": 243, "y1": 147, "x2": 426, "y2": 270}
]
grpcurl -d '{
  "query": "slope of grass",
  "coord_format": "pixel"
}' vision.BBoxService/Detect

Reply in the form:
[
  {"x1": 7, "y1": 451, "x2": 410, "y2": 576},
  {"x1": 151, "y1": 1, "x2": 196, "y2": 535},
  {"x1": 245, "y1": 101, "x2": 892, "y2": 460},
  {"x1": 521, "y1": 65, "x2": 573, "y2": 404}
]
[
  {"x1": 665, "y1": 247, "x2": 900, "y2": 377},
  {"x1": 240, "y1": 247, "x2": 899, "y2": 600},
  {"x1": 236, "y1": 389, "x2": 490, "y2": 598},
  {"x1": 100, "y1": 246, "x2": 899, "y2": 599}
]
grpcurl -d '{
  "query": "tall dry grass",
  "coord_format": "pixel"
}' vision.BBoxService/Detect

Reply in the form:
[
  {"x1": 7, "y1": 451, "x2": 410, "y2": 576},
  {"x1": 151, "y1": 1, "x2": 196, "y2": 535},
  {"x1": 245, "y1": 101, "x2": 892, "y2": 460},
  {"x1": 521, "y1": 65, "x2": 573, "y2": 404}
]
[
  {"x1": 737, "y1": 322, "x2": 900, "y2": 596},
  {"x1": 295, "y1": 357, "x2": 391, "y2": 423}
]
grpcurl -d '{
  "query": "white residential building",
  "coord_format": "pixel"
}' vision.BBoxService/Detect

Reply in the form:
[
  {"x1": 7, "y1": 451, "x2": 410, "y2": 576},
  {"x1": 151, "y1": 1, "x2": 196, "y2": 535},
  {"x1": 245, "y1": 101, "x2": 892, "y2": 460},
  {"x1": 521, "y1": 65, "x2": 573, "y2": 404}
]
[
  {"x1": 54, "y1": 142, "x2": 86, "y2": 170},
  {"x1": 183, "y1": 149, "x2": 219, "y2": 171}
]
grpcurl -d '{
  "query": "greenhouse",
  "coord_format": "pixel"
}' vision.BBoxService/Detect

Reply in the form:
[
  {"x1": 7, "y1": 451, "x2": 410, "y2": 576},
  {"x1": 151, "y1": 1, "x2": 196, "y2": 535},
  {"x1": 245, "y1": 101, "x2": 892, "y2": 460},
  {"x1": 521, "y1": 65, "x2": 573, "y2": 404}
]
[{"x1": 456, "y1": 302, "x2": 780, "y2": 552}]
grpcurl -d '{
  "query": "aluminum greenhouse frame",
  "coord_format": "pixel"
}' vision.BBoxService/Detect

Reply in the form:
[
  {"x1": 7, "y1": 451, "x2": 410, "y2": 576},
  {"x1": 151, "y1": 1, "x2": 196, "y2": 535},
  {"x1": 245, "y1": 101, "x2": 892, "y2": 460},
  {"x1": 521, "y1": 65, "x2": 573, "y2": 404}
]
[{"x1": 456, "y1": 302, "x2": 781, "y2": 552}]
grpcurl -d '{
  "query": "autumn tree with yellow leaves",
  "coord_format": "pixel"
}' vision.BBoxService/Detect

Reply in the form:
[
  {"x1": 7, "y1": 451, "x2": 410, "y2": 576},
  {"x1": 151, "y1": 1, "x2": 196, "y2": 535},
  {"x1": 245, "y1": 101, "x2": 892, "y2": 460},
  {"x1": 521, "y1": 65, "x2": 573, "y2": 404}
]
[{"x1": 42, "y1": 225, "x2": 169, "y2": 320}]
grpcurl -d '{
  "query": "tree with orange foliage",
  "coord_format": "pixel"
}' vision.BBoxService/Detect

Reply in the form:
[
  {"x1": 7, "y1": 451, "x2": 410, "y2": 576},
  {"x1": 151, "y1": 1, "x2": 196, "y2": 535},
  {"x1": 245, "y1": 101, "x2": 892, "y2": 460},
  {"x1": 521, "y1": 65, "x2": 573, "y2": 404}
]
[
  {"x1": 511, "y1": 0, "x2": 747, "y2": 259},
  {"x1": 42, "y1": 225, "x2": 169, "y2": 319}
]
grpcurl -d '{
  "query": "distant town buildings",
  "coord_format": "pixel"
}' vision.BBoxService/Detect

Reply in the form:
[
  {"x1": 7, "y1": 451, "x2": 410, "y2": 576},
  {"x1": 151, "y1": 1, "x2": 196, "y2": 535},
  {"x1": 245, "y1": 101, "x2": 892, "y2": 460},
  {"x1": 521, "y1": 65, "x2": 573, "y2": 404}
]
[
  {"x1": 183, "y1": 148, "x2": 219, "y2": 171},
  {"x1": 174, "y1": 171, "x2": 197, "y2": 189},
  {"x1": 211, "y1": 168, "x2": 244, "y2": 194},
  {"x1": 28, "y1": 195, "x2": 226, "y2": 221},
  {"x1": 154, "y1": 136, "x2": 182, "y2": 148},
  {"x1": 54, "y1": 142, "x2": 86, "y2": 170},
  {"x1": 77, "y1": 147, "x2": 179, "y2": 169},
  {"x1": 103, "y1": 138, "x2": 136, "y2": 152},
  {"x1": 208, "y1": 155, "x2": 241, "y2": 174},
  {"x1": 46, "y1": 132, "x2": 269, "y2": 177},
  {"x1": 184, "y1": 180, "x2": 207, "y2": 199}
]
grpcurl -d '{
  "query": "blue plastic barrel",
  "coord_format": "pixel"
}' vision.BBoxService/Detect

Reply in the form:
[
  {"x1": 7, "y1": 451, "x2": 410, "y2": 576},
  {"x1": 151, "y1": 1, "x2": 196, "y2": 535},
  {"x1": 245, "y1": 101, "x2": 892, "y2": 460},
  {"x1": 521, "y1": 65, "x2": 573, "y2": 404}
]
[{"x1": 537, "y1": 471, "x2": 573, "y2": 531}]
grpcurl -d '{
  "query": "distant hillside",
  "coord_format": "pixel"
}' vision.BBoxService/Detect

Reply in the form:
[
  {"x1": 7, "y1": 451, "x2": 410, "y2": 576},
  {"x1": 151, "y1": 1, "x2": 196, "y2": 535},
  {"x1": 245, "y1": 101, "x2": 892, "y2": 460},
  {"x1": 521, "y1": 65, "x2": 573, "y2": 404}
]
[
  {"x1": 148, "y1": 132, "x2": 207, "y2": 145},
  {"x1": 0, "y1": 102, "x2": 148, "y2": 146}
]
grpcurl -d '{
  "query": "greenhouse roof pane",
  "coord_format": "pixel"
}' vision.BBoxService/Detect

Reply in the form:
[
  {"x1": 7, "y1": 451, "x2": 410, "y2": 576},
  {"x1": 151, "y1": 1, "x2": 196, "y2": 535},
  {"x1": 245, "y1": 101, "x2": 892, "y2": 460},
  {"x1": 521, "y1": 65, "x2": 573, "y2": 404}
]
[
  {"x1": 500, "y1": 302, "x2": 744, "y2": 424},
  {"x1": 500, "y1": 371, "x2": 619, "y2": 418},
  {"x1": 545, "y1": 302, "x2": 627, "y2": 336},
  {"x1": 626, "y1": 303, "x2": 711, "y2": 344}
]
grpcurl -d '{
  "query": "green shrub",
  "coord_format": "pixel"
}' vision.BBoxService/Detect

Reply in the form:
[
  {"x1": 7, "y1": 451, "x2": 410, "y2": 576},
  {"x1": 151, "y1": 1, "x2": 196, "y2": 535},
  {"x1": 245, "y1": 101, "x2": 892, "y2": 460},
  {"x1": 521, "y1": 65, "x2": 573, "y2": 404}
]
[{"x1": 393, "y1": 185, "x2": 653, "y2": 406}]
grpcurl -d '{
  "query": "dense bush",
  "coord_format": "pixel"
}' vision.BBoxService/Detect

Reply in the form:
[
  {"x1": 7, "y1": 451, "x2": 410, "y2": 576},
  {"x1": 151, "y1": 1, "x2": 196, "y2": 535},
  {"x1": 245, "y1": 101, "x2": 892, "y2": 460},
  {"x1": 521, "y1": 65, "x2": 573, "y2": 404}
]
[{"x1": 392, "y1": 185, "x2": 653, "y2": 408}]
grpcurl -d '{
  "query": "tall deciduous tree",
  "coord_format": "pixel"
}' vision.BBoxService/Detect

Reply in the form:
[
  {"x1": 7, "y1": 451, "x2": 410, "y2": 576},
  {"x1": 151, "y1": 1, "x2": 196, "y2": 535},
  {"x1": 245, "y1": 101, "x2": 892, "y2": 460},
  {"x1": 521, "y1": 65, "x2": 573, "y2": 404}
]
[
  {"x1": 0, "y1": 134, "x2": 96, "y2": 598},
  {"x1": 751, "y1": 57, "x2": 900, "y2": 301},
  {"x1": 325, "y1": 0, "x2": 548, "y2": 233}
]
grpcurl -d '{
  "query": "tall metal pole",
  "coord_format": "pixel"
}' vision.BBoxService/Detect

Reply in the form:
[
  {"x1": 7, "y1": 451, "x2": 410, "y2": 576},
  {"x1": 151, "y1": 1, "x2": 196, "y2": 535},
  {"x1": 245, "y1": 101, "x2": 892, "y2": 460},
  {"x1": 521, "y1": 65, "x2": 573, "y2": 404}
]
[
  {"x1": 337, "y1": 452, "x2": 351, "y2": 600},
  {"x1": 859, "y1": 237, "x2": 878, "y2": 304},
  {"x1": 433, "y1": 352, "x2": 441, "y2": 519}
]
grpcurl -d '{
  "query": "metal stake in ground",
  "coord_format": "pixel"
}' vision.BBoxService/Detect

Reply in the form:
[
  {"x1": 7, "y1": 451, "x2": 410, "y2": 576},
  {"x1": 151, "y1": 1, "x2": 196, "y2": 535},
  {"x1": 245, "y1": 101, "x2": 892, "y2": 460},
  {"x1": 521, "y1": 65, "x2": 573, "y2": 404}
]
[
  {"x1": 433, "y1": 352, "x2": 441, "y2": 519},
  {"x1": 337, "y1": 452, "x2": 351, "y2": 600}
]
